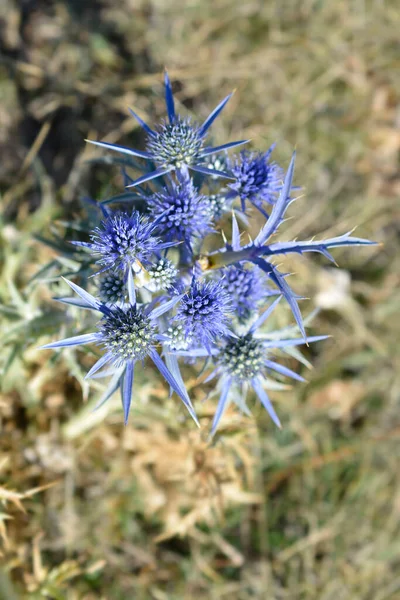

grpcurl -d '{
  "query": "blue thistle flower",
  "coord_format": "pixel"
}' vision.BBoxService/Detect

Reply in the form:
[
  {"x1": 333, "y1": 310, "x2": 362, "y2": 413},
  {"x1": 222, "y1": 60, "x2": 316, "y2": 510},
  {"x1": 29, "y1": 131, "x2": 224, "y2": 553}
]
[
  {"x1": 219, "y1": 265, "x2": 278, "y2": 323},
  {"x1": 147, "y1": 176, "x2": 213, "y2": 249},
  {"x1": 227, "y1": 146, "x2": 284, "y2": 215},
  {"x1": 175, "y1": 278, "x2": 233, "y2": 349},
  {"x1": 147, "y1": 258, "x2": 179, "y2": 291},
  {"x1": 172, "y1": 296, "x2": 327, "y2": 434},
  {"x1": 73, "y1": 210, "x2": 175, "y2": 279},
  {"x1": 40, "y1": 278, "x2": 198, "y2": 426},
  {"x1": 86, "y1": 71, "x2": 249, "y2": 187},
  {"x1": 99, "y1": 271, "x2": 126, "y2": 304}
]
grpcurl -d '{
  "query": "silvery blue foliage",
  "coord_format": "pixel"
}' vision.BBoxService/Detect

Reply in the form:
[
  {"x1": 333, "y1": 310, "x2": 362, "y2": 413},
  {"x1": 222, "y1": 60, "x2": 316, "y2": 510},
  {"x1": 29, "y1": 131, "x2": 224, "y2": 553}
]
[{"x1": 42, "y1": 72, "x2": 376, "y2": 432}]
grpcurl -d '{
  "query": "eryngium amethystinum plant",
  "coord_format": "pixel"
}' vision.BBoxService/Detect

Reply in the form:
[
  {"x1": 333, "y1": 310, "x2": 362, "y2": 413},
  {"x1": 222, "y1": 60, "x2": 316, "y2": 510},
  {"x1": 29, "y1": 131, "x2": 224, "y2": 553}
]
[{"x1": 41, "y1": 71, "x2": 375, "y2": 434}]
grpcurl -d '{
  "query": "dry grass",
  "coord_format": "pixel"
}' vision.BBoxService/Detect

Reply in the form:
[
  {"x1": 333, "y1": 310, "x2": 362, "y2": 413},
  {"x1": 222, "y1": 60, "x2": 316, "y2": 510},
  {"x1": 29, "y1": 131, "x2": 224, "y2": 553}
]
[{"x1": 0, "y1": 0, "x2": 399, "y2": 598}]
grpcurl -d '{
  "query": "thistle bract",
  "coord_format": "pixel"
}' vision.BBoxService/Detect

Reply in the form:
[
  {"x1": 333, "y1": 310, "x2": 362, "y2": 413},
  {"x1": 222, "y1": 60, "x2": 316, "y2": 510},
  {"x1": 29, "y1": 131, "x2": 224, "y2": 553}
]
[{"x1": 41, "y1": 71, "x2": 375, "y2": 432}]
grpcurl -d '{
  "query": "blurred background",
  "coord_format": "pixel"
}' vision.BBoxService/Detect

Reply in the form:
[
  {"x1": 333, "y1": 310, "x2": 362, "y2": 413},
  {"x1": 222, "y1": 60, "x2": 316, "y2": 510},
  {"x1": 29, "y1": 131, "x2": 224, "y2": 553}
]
[{"x1": 0, "y1": 1, "x2": 399, "y2": 598}]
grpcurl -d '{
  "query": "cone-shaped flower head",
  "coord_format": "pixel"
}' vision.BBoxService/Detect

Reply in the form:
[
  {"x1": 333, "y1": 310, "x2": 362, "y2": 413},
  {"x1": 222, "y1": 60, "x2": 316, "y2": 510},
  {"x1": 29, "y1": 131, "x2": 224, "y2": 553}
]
[
  {"x1": 99, "y1": 272, "x2": 125, "y2": 304},
  {"x1": 219, "y1": 265, "x2": 276, "y2": 323},
  {"x1": 148, "y1": 177, "x2": 213, "y2": 249},
  {"x1": 147, "y1": 258, "x2": 178, "y2": 291},
  {"x1": 40, "y1": 279, "x2": 198, "y2": 427},
  {"x1": 98, "y1": 305, "x2": 156, "y2": 367},
  {"x1": 228, "y1": 147, "x2": 284, "y2": 214},
  {"x1": 86, "y1": 71, "x2": 249, "y2": 187},
  {"x1": 218, "y1": 334, "x2": 264, "y2": 381},
  {"x1": 74, "y1": 210, "x2": 174, "y2": 277},
  {"x1": 175, "y1": 278, "x2": 233, "y2": 348}
]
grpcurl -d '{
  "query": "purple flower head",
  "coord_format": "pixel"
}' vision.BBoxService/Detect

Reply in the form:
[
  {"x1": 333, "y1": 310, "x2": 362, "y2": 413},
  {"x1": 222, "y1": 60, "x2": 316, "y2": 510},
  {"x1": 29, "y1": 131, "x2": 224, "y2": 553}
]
[
  {"x1": 86, "y1": 71, "x2": 249, "y2": 188},
  {"x1": 175, "y1": 278, "x2": 233, "y2": 349},
  {"x1": 147, "y1": 177, "x2": 213, "y2": 249},
  {"x1": 73, "y1": 211, "x2": 174, "y2": 278},
  {"x1": 173, "y1": 296, "x2": 328, "y2": 435},
  {"x1": 41, "y1": 279, "x2": 199, "y2": 427},
  {"x1": 99, "y1": 271, "x2": 126, "y2": 304},
  {"x1": 219, "y1": 265, "x2": 278, "y2": 323},
  {"x1": 228, "y1": 147, "x2": 283, "y2": 215}
]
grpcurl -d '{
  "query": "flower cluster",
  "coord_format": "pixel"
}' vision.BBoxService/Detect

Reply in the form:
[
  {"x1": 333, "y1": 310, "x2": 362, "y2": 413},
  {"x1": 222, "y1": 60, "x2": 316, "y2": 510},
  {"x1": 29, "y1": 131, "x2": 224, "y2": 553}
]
[{"x1": 42, "y1": 72, "x2": 375, "y2": 433}]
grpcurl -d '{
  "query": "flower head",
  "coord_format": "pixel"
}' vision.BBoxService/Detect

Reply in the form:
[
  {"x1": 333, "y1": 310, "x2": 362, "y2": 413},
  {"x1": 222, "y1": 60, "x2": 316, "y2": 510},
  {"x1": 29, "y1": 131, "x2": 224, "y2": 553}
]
[
  {"x1": 86, "y1": 71, "x2": 249, "y2": 187},
  {"x1": 208, "y1": 193, "x2": 230, "y2": 220},
  {"x1": 175, "y1": 278, "x2": 233, "y2": 349},
  {"x1": 73, "y1": 211, "x2": 174, "y2": 277},
  {"x1": 219, "y1": 265, "x2": 277, "y2": 323},
  {"x1": 99, "y1": 272, "x2": 126, "y2": 304},
  {"x1": 228, "y1": 147, "x2": 283, "y2": 214},
  {"x1": 164, "y1": 323, "x2": 193, "y2": 352},
  {"x1": 173, "y1": 296, "x2": 327, "y2": 435},
  {"x1": 147, "y1": 258, "x2": 178, "y2": 291},
  {"x1": 146, "y1": 117, "x2": 204, "y2": 170},
  {"x1": 148, "y1": 177, "x2": 213, "y2": 249},
  {"x1": 41, "y1": 279, "x2": 198, "y2": 426},
  {"x1": 218, "y1": 334, "x2": 264, "y2": 381},
  {"x1": 98, "y1": 305, "x2": 156, "y2": 367}
]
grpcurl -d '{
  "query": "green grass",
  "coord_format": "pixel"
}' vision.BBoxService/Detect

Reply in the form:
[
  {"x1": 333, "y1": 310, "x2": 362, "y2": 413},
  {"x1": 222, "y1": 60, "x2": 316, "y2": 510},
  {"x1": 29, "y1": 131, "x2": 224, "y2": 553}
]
[{"x1": 0, "y1": 0, "x2": 399, "y2": 598}]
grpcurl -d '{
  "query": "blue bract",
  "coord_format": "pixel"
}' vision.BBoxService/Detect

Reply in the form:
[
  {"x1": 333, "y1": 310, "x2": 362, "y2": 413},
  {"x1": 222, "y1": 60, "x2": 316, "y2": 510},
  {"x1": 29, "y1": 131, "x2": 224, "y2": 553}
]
[
  {"x1": 86, "y1": 71, "x2": 249, "y2": 187},
  {"x1": 42, "y1": 71, "x2": 376, "y2": 432},
  {"x1": 41, "y1": 279, "x2": 197, "y2": 426}
]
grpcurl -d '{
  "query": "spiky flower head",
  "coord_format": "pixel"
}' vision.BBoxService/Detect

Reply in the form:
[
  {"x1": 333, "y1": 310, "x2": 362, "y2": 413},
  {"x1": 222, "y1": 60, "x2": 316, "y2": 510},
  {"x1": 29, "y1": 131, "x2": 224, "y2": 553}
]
[
  {"x1": 99, "y1": 272, "x2": 125, "y2": 304},
  {"x1": 228, "y1": 147, "x2": 283, "y2": 214},
  {"x1": 175, "y1": 278, "x2": 233, "y2": 348},
  {"x1": 171, "y1": 297, "x2": 328, "y2": 435},
  {"x1": 74, "y1": 211, "x2": 173, "y2": 277},
  {"x1": 85, "y1": 71, "x2": 249, "y2": 187},
  {"x1": 204, "y1": 153, "x2": 229, "y2": 181},
  {"x1": 219, "y1": 265, "x2": 274, "y2": 323},
  {"x1": 98, "y1": 305, "x2": 155, "y2": 367},
  {"x1": 146, "y1": 117, "x2": 204, "y2": 170},
  {"x1": 218, "y1": 334, "x2": 264, "y2": 381},
  {"x1": 147, "y1": 258, "x2": 178, "y2": 291},
  {"x1": 41, "y1": 279, "x2": 198, "y2": 426},
  {"x1": 164, "y1": 323, "x2": 193, "y2": 352},
  {"x1": 148, "y1": 177, "x2": 213, "y2": 248}
]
